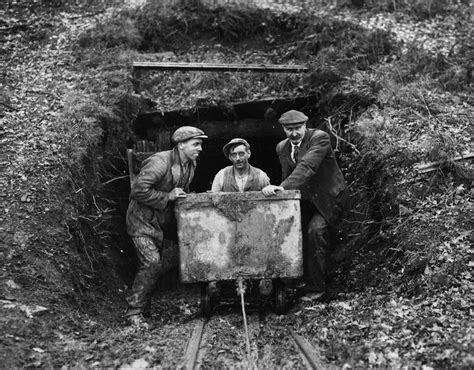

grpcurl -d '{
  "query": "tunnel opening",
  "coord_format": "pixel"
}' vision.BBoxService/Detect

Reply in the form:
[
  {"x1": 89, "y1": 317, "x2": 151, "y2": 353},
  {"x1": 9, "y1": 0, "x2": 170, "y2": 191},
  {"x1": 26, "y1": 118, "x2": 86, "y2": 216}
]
[
  {"x1": 132, "y1": 95, "x2": 321, "y2": 192},
  {"x1": 113, "y1": 92, "x2": 382, "y2": 290},
  {"x1": 113, "y1": 95, "x2": 319, "y2": 283}
]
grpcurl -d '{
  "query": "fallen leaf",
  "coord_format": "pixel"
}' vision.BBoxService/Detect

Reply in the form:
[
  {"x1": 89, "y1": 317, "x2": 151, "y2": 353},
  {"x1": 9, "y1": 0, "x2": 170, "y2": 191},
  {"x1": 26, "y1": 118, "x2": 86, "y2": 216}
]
[
  {"x1": 336, "y1": 302, "x2": 352, "y2": 310},
  {"x1": 121, "y1": 358, "x2": 149, "y2": 369},
  {"x1": 368, "y1": 350, "x2": 377, "y2": 364},
  {"x1": 19, "y1": 304, "x2": 49, "y2": 318}
]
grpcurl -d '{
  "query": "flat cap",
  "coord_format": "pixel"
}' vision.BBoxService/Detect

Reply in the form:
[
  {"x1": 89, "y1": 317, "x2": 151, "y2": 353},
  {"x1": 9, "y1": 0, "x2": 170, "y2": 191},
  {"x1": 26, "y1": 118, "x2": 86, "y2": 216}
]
[
  {"x1": 222, "y1": 138, "x2": 250, "y2": 157},
  {"x1": 278, "y1": 110, "x2": 308, "y2": 125},
  {"x1": 171, "y1": 126, "x2": 208, "y2": 144}
]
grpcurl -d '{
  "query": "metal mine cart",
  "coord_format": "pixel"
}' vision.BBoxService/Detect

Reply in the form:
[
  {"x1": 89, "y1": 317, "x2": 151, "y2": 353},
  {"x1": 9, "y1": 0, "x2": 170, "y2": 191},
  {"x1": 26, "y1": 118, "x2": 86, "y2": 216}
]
[{"x1": 175, "y1": 190, "x2": 303, "y2": 316}]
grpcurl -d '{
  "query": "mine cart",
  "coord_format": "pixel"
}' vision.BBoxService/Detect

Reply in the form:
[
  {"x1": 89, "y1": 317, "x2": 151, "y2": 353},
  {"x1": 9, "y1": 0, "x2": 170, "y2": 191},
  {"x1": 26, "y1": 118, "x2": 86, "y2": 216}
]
[{"x1": 175, "y1": 190, "x2": 303, "y2": 316}]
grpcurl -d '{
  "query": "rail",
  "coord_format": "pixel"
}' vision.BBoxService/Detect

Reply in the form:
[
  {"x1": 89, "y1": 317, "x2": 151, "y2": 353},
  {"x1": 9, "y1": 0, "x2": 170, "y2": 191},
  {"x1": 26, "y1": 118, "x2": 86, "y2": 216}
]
[{"x1": 183, "y1": 296, "x2": 327, "y2": 369}]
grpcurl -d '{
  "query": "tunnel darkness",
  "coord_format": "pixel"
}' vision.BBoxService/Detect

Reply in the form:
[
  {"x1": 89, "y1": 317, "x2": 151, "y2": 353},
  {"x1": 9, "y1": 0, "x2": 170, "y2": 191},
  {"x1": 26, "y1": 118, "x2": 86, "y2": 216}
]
[
  {"x1": 132, "y1": 95, "x2": 322, "y2": 192},
  {"x1": 191, "y1": 135, "x2": 283, "y2": 192}
]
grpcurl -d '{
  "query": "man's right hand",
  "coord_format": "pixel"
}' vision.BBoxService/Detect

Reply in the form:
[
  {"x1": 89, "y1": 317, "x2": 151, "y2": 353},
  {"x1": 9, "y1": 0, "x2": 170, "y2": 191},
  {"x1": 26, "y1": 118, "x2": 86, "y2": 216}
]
[
  {"x1": 168, "y1": 187, "x2": 187, "y2": 201},
  {"x1": 262, "y1": 185, "x2": 284, "y2": 197}
]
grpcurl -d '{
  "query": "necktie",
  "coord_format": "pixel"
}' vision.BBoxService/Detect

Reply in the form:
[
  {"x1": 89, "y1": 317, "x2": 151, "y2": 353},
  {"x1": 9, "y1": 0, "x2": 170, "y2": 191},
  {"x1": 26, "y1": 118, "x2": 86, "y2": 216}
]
[{"x1": 292, "y1": 144, "x2": 299, "y2": 163}]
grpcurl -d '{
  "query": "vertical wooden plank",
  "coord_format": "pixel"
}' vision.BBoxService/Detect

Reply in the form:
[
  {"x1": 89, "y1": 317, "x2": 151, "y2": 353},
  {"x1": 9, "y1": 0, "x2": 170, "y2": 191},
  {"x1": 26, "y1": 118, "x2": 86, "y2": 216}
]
[{"x1": 126, "y1": 149, "x2": 136, "y2": 186}]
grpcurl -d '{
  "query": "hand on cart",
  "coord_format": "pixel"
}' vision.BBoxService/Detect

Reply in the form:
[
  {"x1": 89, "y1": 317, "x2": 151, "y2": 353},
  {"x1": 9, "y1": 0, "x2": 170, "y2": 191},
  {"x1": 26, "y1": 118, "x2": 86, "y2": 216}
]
[{"x1": 262, "y1": 185, "x2": 284, "y2": 196}]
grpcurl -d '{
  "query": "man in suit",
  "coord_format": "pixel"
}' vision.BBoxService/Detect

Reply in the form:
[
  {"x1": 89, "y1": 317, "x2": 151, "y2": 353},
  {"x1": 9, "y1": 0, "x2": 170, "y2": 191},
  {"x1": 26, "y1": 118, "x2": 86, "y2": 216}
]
[
  {"x1": 126, "y1": 126, "x2": 207, "y2": 327},
  {"x1": 262, "y1": 110, "x2": 348, "y2": 298},
  {"x1": 211, "y1": 138, "x2": 270, "y2": 192}
]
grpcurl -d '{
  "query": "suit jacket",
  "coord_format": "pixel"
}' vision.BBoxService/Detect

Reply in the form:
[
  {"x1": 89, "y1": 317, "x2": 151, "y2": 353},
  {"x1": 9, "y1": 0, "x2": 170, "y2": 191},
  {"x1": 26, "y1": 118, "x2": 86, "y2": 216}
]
[
  {"x1": 277, "y1": 128, "x2": 347, "y2": 223},
  {"x1": 126, "y1": 147, "x2": 196, "y2": 239}
]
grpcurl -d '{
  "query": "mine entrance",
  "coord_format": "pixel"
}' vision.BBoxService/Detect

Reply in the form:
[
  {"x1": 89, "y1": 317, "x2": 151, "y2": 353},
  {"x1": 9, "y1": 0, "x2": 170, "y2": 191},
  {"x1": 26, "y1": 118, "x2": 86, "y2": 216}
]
[
  {"x1": 132, "y1": 95, "x2": 319, "y2": 191},
  {"x1": 191, "y1": 135, "x2": 282, "y2": 192}
]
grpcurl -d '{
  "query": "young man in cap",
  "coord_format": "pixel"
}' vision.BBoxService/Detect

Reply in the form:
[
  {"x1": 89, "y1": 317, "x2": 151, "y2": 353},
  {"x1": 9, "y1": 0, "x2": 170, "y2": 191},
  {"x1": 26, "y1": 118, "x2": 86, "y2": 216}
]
[
  {"x1": 211, "y1": 138, "x2": 270, "y2": 192},
  {"x1": 262, "y1": 110, "x2": 348, "y2": 298},
  {"x1": 126, "y1": 126, "x2": 207, "y2": 326}
]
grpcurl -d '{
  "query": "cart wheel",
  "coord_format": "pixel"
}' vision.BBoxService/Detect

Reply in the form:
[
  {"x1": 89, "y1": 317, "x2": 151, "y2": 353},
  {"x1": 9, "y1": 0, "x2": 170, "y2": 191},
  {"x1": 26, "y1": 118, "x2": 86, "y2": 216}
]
[
  {"x1": 274, "y1": 284, "x2": 288, "y2": 315},
  {"x1": 200, "y1": 284, "x2": 213, "y2": 317}
]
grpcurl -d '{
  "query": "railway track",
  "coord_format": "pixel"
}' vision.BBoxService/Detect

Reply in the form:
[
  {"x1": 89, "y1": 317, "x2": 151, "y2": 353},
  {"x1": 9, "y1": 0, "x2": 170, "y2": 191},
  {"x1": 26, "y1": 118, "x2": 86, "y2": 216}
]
[{"x1": 183, "y1": 309, "x2": 326, "y2": 369}]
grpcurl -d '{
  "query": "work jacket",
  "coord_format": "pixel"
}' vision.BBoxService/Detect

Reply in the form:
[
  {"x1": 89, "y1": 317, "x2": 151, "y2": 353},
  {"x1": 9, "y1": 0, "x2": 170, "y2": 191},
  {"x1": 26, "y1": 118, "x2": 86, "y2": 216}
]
[
  {"x1": 126, "y1": 147, "x2": 196, "y2": 240},
  {"x1": 277, "y1": 128, "x2": 347, "y2": 223}
]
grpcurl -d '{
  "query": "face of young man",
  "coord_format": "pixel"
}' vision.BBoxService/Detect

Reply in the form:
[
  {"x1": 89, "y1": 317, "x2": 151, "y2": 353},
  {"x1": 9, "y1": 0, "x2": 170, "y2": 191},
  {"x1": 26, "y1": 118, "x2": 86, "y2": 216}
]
[
  {"x1": 282, "y1": 123, "x2": 306, "y2": 145},
  {"x1": 228, "y1": 144, "x2": 250, "y2": 170},
  {"x1": 179, "y1": 138, "x2": 203, "y2": 161}
]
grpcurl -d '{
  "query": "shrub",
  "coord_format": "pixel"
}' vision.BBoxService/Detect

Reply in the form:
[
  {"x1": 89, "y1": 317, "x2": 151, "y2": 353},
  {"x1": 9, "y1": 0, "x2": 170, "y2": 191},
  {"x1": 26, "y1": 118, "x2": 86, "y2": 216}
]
[
  {"x1": 78, "y1": 14, "x2": 142, "y2": 49},
  {"x1": 291, "y1": 18, "x2": 395, "y2": 70},
  {"x1": 134, "y1": 3, "x2": 276, "y2": 50}
]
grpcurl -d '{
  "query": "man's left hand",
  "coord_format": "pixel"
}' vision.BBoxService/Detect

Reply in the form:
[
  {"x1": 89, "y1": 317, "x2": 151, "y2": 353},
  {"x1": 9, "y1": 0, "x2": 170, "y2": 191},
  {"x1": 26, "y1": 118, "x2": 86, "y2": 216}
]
[{"x1": 262, "y1": 185, "x2": 284, "y2": 197}]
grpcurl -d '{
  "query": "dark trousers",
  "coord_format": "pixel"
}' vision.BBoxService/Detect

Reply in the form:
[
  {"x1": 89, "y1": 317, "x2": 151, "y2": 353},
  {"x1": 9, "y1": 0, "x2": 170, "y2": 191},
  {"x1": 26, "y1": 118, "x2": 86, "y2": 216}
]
[
  {"x1": 301, "y1": 191, "x2": 348, "y2": 292},
  {"x1": 302, "y1": 204, "x2": 328, "y2": 292}
]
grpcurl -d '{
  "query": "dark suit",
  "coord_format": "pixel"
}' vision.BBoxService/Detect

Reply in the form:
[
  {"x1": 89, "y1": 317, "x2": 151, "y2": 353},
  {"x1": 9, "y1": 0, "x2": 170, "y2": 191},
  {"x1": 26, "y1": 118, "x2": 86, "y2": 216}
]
[{"x1": 277, "y1": 128, "x2": 348, "y2": 291}]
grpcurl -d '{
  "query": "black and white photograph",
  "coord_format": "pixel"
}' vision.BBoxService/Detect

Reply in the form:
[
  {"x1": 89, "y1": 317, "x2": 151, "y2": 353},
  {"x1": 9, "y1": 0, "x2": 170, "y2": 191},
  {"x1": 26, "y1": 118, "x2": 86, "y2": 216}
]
[{"x1": 1, "y1": 0, "x2": 472, "y2": 367}]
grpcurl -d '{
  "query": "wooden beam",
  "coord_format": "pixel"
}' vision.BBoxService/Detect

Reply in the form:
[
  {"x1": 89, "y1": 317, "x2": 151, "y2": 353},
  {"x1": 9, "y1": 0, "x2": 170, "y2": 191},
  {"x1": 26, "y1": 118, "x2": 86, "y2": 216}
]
[
  {"x1": 414, "y1": 151, "x2": 474, "y2": 173},
  {"x1": 133, "y1": 61, "x2": 308, "y2": 73}
]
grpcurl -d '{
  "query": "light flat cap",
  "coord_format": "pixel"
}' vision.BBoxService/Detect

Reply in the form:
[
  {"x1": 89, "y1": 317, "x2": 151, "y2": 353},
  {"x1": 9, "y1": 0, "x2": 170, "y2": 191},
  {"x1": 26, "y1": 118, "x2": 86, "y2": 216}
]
[
  {"x1": 171, "y1": 126, "x2": 208, "y2": 144},
  {"x1": 222, "y1": 138, "x2": 250, "y2": 157},
  {"x1": 278, "y1": 110, "x2": 308, "y2": 125}
]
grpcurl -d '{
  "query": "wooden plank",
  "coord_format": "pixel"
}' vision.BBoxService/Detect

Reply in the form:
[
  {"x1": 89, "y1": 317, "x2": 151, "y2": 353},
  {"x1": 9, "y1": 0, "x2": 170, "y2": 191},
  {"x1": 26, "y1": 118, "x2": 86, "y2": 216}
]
[
  {"x1": 126, "y1": 149, "x2": 136, "y2": 186},
  {"x1": 414, "y1": 151, "x2": 474, "y2": 173},
  {"x1": 184, "y1": 319, "x2": 206, "y2": 370},
  {"x1": 291, "y1": 330, "x2": 325, "y2": 370},
  {"x1": 133, "y1": 61, "x2": 308, "y2": 73}
]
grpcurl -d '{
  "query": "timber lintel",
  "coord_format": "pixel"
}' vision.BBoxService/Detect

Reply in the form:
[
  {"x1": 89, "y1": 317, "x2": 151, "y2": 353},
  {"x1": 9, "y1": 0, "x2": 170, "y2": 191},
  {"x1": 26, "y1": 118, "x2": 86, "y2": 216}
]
[{"x1": 133, "y1": 61, "x2": 308, "y2": 73}]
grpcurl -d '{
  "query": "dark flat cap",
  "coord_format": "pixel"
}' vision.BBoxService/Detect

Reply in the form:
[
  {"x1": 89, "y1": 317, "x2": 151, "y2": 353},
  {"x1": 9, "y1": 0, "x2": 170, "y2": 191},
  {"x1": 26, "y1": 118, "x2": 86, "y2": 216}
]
[
  {"x1": 171, "y1": 126, "x2": 208, "y2": 144},
  {"x1": 278, "y1": 110, "x2": 308, "y2": 125},
  {"x1": 222, "y1": 138, "x2": 250, "y2": 157}
]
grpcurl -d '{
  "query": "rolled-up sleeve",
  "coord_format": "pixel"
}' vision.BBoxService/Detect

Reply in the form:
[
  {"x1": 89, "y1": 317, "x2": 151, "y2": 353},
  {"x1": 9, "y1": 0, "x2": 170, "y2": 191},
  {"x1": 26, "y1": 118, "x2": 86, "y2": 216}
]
[
  {"x1": 211, "y1": 169, "x2": 224, "y2": 192},
  {"x1": 258, "y1": 171, "x2": 271, "y2": 188}
]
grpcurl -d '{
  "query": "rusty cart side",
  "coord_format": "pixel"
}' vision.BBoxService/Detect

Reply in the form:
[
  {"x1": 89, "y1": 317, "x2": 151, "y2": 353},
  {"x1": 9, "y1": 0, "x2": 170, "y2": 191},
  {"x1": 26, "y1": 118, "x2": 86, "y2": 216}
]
[{"x1": 175, "y1": 191, "x2": 303, "y2": 316}]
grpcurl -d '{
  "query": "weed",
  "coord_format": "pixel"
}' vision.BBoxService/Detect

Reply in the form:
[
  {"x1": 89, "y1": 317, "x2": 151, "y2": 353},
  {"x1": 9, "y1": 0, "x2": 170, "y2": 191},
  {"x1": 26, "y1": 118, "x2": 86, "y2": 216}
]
[{"x1": 78, "y1": 15, "x2": 141, "y2": 49}]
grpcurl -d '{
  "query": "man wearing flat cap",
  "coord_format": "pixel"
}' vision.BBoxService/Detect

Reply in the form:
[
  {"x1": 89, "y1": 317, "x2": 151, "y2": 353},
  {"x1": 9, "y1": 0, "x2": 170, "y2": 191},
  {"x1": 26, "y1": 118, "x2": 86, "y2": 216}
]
[
  {"x1": 211, "y1": 138, "x2": 270, "y2": 192},
  {"x1": 126, "y1": 126, "x2": 207, "y2": 326},
  {"x1": 262, "y1": 110, "x2": 348, "y2": 298}
]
